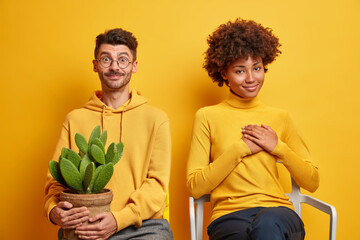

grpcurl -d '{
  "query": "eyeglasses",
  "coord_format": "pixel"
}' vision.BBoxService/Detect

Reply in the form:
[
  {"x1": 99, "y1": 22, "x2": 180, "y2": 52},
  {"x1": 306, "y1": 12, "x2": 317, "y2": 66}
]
[{"x1": 96, "y1": 56, "x2": 132, "y2": 69}]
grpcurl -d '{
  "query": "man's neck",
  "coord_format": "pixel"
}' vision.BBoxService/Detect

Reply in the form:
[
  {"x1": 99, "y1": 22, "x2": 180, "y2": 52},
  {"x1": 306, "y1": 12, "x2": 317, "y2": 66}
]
[{"x1": 101, "y1": 86, "x2": 130, "y2": 109}]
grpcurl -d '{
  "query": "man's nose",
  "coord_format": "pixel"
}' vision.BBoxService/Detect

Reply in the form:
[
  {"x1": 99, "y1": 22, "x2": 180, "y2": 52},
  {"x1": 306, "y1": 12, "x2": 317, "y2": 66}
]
[{"x1": 109, "y1": 60, "x2": 120, "y2": 71}]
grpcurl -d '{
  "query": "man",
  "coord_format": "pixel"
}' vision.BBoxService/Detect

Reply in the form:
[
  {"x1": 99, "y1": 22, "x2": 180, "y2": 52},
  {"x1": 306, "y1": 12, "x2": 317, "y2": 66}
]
[{"x1": 44, "y1": 28, "x2": 172, "y2": 240}]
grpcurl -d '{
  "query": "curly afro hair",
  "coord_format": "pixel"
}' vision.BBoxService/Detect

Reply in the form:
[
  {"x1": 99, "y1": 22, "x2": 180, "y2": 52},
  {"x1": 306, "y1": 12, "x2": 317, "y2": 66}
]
[{"x1": 204, "y1": 18, "x2": 281, "y2": 87}]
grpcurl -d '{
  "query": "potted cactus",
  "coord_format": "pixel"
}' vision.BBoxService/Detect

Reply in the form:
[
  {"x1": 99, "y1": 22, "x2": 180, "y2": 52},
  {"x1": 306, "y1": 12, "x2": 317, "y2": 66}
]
[{"x1": 49, "y1": 125, "x2": 124, "y2": 240}]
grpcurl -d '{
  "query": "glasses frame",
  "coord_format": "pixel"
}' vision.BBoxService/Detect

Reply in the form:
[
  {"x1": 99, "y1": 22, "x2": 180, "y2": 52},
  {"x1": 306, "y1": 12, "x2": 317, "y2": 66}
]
[{"x1": 96, "y1": 57, "x2": 132, "y2": 69}]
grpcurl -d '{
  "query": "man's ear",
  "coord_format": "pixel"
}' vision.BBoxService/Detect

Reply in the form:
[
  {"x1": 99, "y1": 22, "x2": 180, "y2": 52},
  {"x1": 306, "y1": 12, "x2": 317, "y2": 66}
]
[
  {"x1": 132, "y1": 60, "x2": 138, "y2": 74},
  {"x1": 93, "y1": 60, "x2": 98, "y2": 72}
]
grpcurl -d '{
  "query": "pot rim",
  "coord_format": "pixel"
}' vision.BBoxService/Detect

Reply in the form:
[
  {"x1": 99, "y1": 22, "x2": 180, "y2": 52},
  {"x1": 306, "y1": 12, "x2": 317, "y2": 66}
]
[{"x1": 60, "y1": 188, "x2": 113, "y2": 205}]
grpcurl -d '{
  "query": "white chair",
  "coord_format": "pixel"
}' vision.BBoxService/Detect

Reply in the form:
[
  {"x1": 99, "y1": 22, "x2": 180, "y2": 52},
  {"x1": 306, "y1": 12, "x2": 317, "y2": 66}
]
[{"x1": 189, "y1": 177, "x2": 337, "y2": 240}]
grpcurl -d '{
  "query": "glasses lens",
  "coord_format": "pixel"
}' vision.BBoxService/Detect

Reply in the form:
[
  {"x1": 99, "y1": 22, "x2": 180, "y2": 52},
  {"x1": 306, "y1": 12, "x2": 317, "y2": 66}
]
[
  {"x1": 100, "y1": 57, "x2": 111, "y2": 68},
  {"x1": 118, "y1": 57, "x2": 130, "y2": 68}
]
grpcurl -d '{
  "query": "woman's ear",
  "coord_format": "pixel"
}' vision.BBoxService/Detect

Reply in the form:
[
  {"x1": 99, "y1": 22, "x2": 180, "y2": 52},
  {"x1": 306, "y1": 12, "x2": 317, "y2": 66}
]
[{"x1": 220, "y1": 70, "x2": 227, "y2": 80}]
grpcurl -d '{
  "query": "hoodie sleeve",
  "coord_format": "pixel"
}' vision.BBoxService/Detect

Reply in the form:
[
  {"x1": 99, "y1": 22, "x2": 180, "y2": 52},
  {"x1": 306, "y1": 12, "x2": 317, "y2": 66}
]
[
  {"x1": 111, "y1": 120, "x2": 172, "y2": 231},
  {"x1": 43, "y1": 122, "x2": 69, "y2": 220}
]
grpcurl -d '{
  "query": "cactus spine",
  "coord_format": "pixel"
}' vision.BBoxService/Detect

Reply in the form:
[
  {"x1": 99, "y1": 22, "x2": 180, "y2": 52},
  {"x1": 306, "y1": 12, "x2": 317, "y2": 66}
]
[{"x1": 49, "y1": 125, "x2": 124, "y2": 194}]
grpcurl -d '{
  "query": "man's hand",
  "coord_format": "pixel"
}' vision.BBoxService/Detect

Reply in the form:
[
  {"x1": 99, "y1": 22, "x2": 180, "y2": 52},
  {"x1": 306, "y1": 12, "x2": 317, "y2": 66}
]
[
  {"x1": 75, "y1": 212, "x2": 117, "y2": 240},
  {"x1": 50, "y1": 201, "x2": 89, "y2": 229},
  {"x1": 242, "y1": 124, "x2": 278, "y2": 152}
]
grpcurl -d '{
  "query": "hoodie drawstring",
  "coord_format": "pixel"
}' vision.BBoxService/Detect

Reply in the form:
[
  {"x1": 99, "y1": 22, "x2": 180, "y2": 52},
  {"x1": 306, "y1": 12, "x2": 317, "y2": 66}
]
[
  {"x1": 102, "y1": 105, "x2": 106, "y2": 132},
  {"x1": 102, "y1": 104, "x2": 123, "y2": 143},
  {"x1": 120, "y1": 112, "x2": 123, "y2": 142}
]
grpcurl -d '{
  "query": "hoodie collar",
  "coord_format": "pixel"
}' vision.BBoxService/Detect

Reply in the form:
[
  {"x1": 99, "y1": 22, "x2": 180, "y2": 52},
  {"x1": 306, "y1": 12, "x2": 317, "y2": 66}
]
[{"x1": 84, "y1": 88, "x2": 147, "y2": 113}]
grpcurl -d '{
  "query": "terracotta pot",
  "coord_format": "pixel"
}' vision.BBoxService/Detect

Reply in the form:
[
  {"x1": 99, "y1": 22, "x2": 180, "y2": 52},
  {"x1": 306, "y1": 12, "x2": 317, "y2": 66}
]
[{"x1": 59, "y1": 189, "x2": 113, "y2": 240}]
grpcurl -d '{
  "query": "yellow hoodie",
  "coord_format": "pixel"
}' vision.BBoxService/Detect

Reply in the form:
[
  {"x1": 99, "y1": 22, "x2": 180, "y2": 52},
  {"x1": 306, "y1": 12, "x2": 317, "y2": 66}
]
[{"x1": 44, "y1": 89, "x2": 171, "y2": 231}]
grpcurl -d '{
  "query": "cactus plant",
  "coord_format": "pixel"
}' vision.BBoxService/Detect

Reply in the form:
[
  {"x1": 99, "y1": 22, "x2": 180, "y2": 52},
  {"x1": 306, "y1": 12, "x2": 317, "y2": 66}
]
[{"x1": 49, "y1": 125, "x2": 124, "y2": 194}]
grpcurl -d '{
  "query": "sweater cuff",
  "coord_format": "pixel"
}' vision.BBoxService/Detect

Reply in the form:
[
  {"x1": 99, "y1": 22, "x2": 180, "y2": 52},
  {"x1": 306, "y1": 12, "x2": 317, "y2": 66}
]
[
  {"x1": 45, "y1": 199, "x2": 58, "y2": 223},
  {"x1": 270, "y1": 139, "x2": 288, "y2": 161},
  {"x1": 112, "y1": 205, "x2": 142, "y2": 232},
  {"x1": 214, "y1": 140, "x2": 251, "y2": 168},
  {"x1": 237, "y1": 140, "x2": 252, "y2": 159}
]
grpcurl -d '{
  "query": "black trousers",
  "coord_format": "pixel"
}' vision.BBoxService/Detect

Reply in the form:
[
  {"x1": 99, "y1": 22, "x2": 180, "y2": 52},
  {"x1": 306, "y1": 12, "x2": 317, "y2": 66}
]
[{"x1": 207, "y1": 207, "x2": 305, "y2": 240}]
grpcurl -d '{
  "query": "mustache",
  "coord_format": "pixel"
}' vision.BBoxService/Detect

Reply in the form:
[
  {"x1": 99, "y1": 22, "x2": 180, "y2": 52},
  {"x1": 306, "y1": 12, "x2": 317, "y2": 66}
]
[{"x1": 105, "y1": 71, "x2": 125, "y2": 76}]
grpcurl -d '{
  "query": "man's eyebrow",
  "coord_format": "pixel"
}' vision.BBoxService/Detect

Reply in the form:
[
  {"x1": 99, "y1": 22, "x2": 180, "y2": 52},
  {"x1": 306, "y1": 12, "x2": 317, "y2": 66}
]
[{"x1": 100, "y1": 51, "x2": 130, "y2": 57}]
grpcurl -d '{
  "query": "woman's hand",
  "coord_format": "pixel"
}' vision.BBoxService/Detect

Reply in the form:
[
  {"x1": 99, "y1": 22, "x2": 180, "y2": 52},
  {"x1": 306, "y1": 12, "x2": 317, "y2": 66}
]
[
  {"x1": 242, "y1": 124, "x2": 278, "y2": 152},
  {"x1": 242, "y1": 136, "x2": 263, "y2": 154}
]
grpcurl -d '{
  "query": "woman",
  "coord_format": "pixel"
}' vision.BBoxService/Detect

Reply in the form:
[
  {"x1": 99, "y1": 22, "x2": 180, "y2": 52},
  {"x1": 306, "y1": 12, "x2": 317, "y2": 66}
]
[{"x1": 186, "y1": 19, "x2": 319, "y2": 240}]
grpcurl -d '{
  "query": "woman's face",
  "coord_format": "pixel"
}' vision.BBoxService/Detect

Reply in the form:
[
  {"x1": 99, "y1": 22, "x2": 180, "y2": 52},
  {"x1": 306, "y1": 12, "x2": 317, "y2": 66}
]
[{"x1": 221, "y1": 56, "x2": 265, "y2": 99}]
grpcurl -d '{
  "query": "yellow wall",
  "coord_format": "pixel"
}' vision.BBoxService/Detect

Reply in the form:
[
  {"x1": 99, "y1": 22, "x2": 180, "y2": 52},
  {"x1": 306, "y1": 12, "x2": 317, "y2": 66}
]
[{"x1": 0, "y1": 0, "x2": 359, "y2": 239}]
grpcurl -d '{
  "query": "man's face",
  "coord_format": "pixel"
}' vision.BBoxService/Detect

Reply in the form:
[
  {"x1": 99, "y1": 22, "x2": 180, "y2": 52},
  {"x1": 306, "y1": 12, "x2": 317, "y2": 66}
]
[{"x1": 93, "y1": 44, "x2": 137, "y2": 91}]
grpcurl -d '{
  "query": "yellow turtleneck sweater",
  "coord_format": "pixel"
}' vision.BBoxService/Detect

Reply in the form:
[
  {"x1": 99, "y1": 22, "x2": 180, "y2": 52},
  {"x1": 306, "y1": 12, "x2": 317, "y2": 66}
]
[{"x1": 186, "y1": 92, "x2": 319, "y2": 223}]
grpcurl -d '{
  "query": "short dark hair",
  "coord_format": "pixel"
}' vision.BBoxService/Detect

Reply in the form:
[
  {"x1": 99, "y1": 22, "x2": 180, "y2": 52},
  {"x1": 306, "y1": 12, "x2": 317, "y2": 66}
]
[
  {"x1": 204, "y1": 18, "x2": 281, "y2": 87},
  {"x1": 94, "y1": 28, "x2": 138, "y2": 60}
]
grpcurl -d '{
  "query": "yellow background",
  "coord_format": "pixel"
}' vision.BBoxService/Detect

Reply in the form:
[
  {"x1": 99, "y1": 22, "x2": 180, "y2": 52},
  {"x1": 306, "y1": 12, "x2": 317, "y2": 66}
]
[{"x1": 0, "y1": 0, "x2": 359, "y2": 239}]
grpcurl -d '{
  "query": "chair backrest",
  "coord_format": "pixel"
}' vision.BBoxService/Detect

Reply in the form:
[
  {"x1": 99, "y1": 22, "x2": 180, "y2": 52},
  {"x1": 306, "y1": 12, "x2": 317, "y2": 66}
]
[
  {"x1": 286, "y1": 177, "x2": 302, "y2": 216},
  {"x1": 286, "y1": 177, "x2": 337, "y2": 239},
  {"x1": 189, "y1": 177, "x2": 337, "y2": 240},
  {"x1": 189, "y1": 194, "x2": 209, "y2": 240}
]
